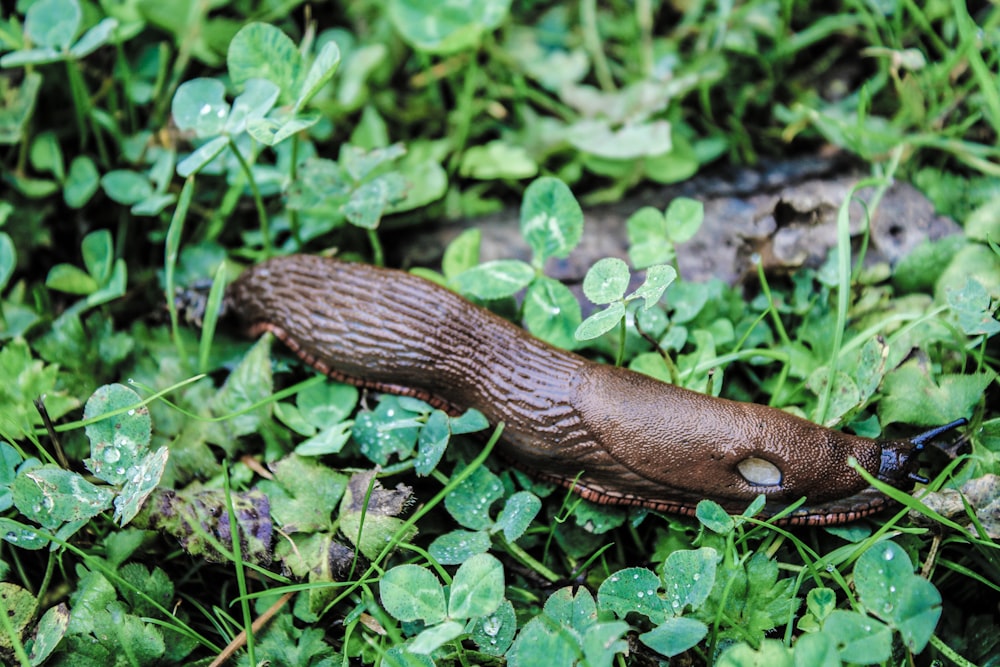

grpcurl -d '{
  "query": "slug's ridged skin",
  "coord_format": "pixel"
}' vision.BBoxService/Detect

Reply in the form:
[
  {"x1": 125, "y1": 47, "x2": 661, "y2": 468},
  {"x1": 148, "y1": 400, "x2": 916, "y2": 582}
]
[{"x1": 225, "y1": 254, "x2": 924, "y2": 526}]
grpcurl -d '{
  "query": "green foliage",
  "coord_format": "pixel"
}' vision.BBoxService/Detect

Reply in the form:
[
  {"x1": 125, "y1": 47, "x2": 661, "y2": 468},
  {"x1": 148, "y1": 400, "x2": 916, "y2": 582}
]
[
  {"x1": 287, "y1": 145, "x2": 409, "y2": 232},
  {"x1": 879, "y1": 363, "x2": 995, "y2": 427},
  {"x1": 275, "y1": 380, "x2": 358, "y2": 456},
  {"x1": 429, "y1": 462, "x2": 541, "y2": 564},
  {"x1": 351, "y1": 394, "x2": 487, "y2": 469},
  {"x1": 627, "y1": 198, "x2": 704, "y2": 268},
  {"x1": 0, "y1": 382, "x2": 167, "y2": 558},
  {"x1": 380, "y1": 553, "x2": 506, "y2": 655},
  {"x1": 520, "y1": 177, "x2": 584, "y2": 267},
  {"x1": 44, "y1": 230, "x2": 127, "y2": 315},
  {"x1": 0, "y1": 0, "x2": 117, "y2": 67},
  {"x1": 338, "y1": 469, "x2": 416, "y2": 561},
  {"x1": 0, "y1": 339, "x2": 79, "y2": 442},
  {"x1": 235, "y1": 612, "x2": 338, "y2": 667},
  {"x1": 389, "y1": 0, "x2": 511, "y2": 54}
]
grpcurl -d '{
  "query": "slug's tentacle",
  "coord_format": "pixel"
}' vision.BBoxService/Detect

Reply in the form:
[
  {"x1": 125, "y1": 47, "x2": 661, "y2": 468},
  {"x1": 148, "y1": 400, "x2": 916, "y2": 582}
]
[
  {"x1": 909, "y1": 419, "x2": 969, "y2": 448},
  {"x1": 224, "y1": 254, "x2": 966, "y2": 526}
]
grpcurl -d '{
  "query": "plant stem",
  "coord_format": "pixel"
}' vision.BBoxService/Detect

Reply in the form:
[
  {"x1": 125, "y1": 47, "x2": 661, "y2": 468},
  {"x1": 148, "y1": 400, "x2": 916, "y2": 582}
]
[
  {"x1": 0, "y1": 595, "x2": 32, "y2": 666},
  {"x1": 446, "y1": 53, "x2": 478, "y2": 173},
  {"x1": 636, "y1": 0, "x2": 653, "y2": 74},
  {"x1": 152, "y1": 2, "x2": 205, "y2": 125},
  {"x1": 581, "y1": 0, "x2": 616, "y2": 91},
  {"x1": 114, "y1": 40, "x2": 139, "y2": 133},
  {"x1": 288, "y1": 134, "x2": 302, "y2": 249},
  {"x1": 502, "y1": 536, "x2": 560, "y2": 583},
  {"x1": 228, "y1": 138, "x2": 272, "y2": 258},
  {"x1": 929, "y1": 634, "x2": 979, "y2": 667},
  {"x1": 368, "y1": 229, "x2": 384, "y2": 267},
  {"x1": 615, "y1": 315, "x2": 627, "y2": 366},
  {"x1": 67, "y1": 60, "x2": 109, "y2": 164}
]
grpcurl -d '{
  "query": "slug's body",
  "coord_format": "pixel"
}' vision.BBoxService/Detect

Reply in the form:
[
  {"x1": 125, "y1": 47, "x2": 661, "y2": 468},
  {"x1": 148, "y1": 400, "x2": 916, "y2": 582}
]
[{"x1": 225, "y1": 254, "x2": 961, "y2": 526}]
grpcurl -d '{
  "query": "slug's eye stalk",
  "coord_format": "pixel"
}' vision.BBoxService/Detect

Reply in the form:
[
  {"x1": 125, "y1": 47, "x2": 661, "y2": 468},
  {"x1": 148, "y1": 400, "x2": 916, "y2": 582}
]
[{"x1": 910, "y1": 418, "x2": 969, "y2": 449}]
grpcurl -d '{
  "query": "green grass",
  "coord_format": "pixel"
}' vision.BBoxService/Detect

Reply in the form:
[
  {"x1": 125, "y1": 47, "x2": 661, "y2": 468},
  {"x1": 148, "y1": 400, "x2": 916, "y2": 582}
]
[{"x1": 1, "y1": 0, "x2": 999, "y2": 665}]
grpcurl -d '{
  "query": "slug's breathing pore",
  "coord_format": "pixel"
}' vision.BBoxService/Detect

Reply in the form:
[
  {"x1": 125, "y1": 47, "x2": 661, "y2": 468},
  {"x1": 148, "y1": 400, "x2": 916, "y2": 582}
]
[{"x1": 222, "y1": 254, "x2": 967, "y2": 526}]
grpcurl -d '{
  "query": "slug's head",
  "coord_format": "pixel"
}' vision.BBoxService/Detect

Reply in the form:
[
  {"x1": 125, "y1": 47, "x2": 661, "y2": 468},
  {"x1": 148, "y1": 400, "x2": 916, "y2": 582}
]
[{"x1": 877, "y1": 418, "x2": 969, "y2": 487}]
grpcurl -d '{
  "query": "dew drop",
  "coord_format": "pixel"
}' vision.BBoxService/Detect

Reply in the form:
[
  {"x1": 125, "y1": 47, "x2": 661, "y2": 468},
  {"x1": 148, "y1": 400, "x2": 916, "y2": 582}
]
[
  {"x1": 483, "y1": 617, "x2": 501, "y2": 636},
  {"x1": 127, "y1": 409, "x2": 135, "y2": 416},
  {"x1": 883, "y1": 549, "x2": 895, "y2": 561},
  {"x1": 103, "y1": 448, "x2": 122, "y2": 463},
  {"x1": 692, "y1": 573, "x2": 700, "y2": 581}
]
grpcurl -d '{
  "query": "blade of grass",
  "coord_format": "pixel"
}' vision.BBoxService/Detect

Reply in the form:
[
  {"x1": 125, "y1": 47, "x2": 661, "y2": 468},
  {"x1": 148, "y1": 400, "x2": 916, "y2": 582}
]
[
  {"x1": 165, "y1": 177, "x2": 196, "y2": 365},
  {"x1": 816, "y1": 174, "x2": 887, "y2": 425},
  {"x1": 198, "y1": 262, "x2": 228, "y2": 374},
  {"x1": 221, "y1": 463, "x2": 255, "y2": 665}
]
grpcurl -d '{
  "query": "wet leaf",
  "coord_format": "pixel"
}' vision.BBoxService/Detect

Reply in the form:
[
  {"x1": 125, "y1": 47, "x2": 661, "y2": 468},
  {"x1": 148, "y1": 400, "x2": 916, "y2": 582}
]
[
  {"x1": 12, "y1": 466, "x2": 114, "y2": 530},
  {"x1": 427, "y1": 529, "x2": 491, "y2": 564},
  {"x1": 468, "y1": 598, "x2": 516, "y2": 656},
  {"x1": 83, "y1": 383, "x2": 152, "y2": 486},
  {"x1": 598, "y1": 567, "x2": 666, "y2": 623},
  {"x1": 448, "y1": 553, "x2": 504, "y2": 619},
  {"x1": 379, "y1": 564, "x2": 446, "y2": 624}
]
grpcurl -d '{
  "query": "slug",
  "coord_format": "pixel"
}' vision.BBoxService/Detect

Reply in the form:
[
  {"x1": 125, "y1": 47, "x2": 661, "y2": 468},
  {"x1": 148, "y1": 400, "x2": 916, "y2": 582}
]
[{"x1": 223, "y1": 254, "x2": 965, "y2": 526}]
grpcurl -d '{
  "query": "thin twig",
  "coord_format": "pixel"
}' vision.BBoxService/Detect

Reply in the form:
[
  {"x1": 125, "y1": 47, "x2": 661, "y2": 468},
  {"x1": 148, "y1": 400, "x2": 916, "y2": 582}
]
[
  {"x1": 207, "y1": 591, "x2": 294, "y2": 667},
  {"x1": 33, "y1": 396, "x2": 69, "y2": 469}
]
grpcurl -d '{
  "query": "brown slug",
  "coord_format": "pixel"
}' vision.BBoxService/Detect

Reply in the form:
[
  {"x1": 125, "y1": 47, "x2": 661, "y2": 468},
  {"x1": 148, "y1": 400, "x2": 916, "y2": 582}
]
[{"x1": 223, "y1": 254, "x2": 965, "y2": 526}]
